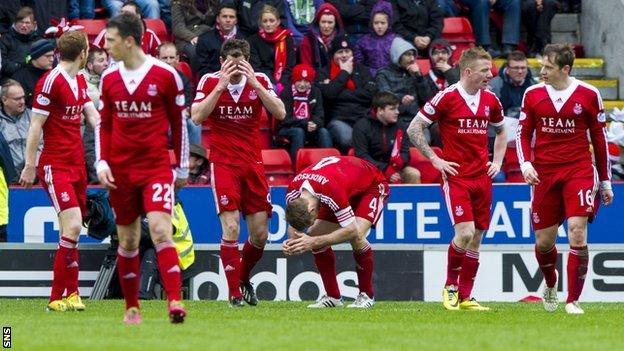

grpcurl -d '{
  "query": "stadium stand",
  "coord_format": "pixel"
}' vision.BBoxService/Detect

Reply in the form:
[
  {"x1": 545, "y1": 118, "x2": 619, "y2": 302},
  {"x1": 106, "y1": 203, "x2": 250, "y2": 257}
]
[
  {"x1": 73, "y1": 19, "x2": 107, "y2": 43},
  {"x1": 408, "y1": 147, "x2": 443, "y2": 184},
  {"x1": 441, "y1": 17, "x2": 475, "y2": 62},
  {"x1": 262, "y1": 149, "x2": 294, "y2": 186}
]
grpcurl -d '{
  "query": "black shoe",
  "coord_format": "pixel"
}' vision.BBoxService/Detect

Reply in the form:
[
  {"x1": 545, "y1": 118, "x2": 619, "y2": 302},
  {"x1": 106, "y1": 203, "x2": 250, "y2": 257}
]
[
  {"x1": 240, "y1": 281, "x2": 258, "y2": 306},
  {"x1": 229, "y1": 297, "x2": 245, "y2": 308}
]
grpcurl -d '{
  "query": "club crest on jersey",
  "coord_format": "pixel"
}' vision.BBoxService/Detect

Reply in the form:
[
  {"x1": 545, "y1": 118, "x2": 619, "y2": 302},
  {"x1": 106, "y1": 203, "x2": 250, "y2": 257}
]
[
  {"x1": 484, "y1": 106, "x2": 490, "y2": 117},
  {"x1": 61, "y1": 192, "x2": 70, "y2": 202},
  {"x1": 220, "y1": 195, "x2": 229, "y2": 206},
  {"x1": 175, "y1": 94, "x2": 185, "y2": 106},
  {"x1": 573, "y1": 103, "x2": 583, "y2": 115},
  {"x1": 36, "y1": 94, "x2": 50, "y2": 106},
  {"x1": 424, "y1": 102, "x2": 435, "y2": 115},
  {"x1": 147, "y1": 84, "x2": 158, "y2": 96},
  {"x1": 454, "y1": 205, "x2": 464, "y2": 217},
  {"x1": 248, "y1": 90, "x2": 257, "y2": 100},
  {"x1": 532, "y1": 212, "x2": 540, "y2": 224}
]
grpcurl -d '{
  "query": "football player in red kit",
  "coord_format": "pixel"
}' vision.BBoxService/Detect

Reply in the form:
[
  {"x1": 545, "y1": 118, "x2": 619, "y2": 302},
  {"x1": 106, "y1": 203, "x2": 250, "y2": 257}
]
[
  {"x1": 407, "y1": 47, "x2": 507, "y2": 311},
  {"x1": 191, "y1": 39, "x2": 285, "y2": 307},
  {"x1": 96, "y1": 13, "x2": 189, "y2": 324},
  {"x1": 517, "y1": 44, "x2": 613, "y2": 314}
]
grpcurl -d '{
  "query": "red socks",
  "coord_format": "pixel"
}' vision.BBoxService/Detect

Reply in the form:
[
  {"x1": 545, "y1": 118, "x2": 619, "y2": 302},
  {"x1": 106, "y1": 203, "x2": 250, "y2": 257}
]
[
  {"x1": 220, "y1": 239, "x2": 242, "y2": 299},
  {"x1": 117, "y1": 246, "x2": 140, "y2": 310},
  {"x1": 445, "y1": 241, "x2": 465, "y2": 287},
  {"x1": 535, "y1": 244, "x2": 558, "y2": 288},
  {"x1": 458, "y1": 250, "x2": 479, "y2": 301},
  {"x1": 567, "y1": 245, "x2": 589, "y2": 303},
  {"x1": 313, "y1": 247, "x2": 341, "y2": 299},
  {"x1": 50, "y1": 236, "x2": 78, "y2": 302},
  {"x1": 240, "y1": 238, "x2": 265, "y2": 283},
  {"x1": 155, "y1": 241, "x2": 182, "y2": 302},
  {"x1": 353, "y1": 244, "x2": 374, "y2": 298}
]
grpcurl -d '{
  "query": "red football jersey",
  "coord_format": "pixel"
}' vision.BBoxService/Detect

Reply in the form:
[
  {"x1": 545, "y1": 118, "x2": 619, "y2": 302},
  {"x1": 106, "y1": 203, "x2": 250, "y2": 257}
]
[
  {"x1": 97, "y1": 56, "x2": 189, "y2": 174},
  {"x1": 32, "y1": 66, "x2": 93, "y2": 167},
  {"x1": 285, "y1": 156, "x2": 386, "y2": 227},
  {"x1": 193, "y1": 72, "x2": 275, "y2": 165},
  {"x1": 516, "y1": 78, "x2": 610, "y2": 181},
  {"x1": 93, "y1": 28, "x2": 161, "y2": 56},
  {"x1": 417, "y1": 83, "x2": 505, "y2": 178}
]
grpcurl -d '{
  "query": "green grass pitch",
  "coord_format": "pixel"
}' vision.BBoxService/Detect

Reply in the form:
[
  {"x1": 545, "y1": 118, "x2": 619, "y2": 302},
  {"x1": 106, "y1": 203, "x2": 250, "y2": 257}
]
[{"x1": 1, "y1": 299, "x2": 622, "y2": 351}]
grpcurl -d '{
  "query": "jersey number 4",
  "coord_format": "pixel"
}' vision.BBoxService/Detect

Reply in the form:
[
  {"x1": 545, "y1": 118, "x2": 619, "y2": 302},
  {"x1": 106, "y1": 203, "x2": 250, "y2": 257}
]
[{"x1": 311, "y1": 156, "x2": 340, "y2": 170}]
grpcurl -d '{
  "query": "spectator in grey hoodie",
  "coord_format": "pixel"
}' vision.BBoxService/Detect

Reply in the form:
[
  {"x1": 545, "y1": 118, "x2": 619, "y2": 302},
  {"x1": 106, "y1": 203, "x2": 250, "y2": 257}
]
[{"x1": 0, "y1": 79, "x2": 31, "y2": 183}]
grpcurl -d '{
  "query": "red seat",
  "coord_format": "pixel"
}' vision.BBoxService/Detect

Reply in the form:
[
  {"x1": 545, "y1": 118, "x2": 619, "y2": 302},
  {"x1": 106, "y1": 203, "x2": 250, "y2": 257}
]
[
  {"x1": 73, "y1": 19, "x2": 107, "y2": 43},
  {"x1": 442, "y1": 17, "x2": 476, "y2": 63},
  {"x1": 295, "y1": 148, "x2": 341, "y2": 173},
  {"x1": 347, "y1": 148, "x2": 355, "y2": 156},
  {"x1": 144, "y1": 18, "x2": 169, "y2": 42},
  {"x1": 262, "y1": 149, "x2": 293, "y2": 186},
  {"x1": 409, "y1": 147, "x2": 442, "y2": 184},
  {"x1": 416, "y1": 59, "x2": 431, "y2": 75}
]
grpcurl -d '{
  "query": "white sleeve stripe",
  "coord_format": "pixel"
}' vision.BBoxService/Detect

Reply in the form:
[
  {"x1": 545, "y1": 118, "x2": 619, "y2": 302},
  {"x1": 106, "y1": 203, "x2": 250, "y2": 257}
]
[
  {"x1": 42, "y1": 69, "x2": 61, "y2": 94},
  {"x1": 196, "y1": 73, "x2": 219, "y2": 91},
  {"x1": 94, "y1": 113, "x2": 102, "y2": 162},
  {"x1": 179, "y1": 109, "x2": 189, "y2": 169},
  {"x1": 83, "y1": 101, "x2": 95, "y2": 109},
  {"x1": 32, "y1": 108, "x2": 50, "y2": 116},
  {"x1": 490, "y1": 120, "x2": 505, "y2": 127},
  {"x1": 515, "y1": 124, "x2": 526, "y2": 164},
  {"x1": 417, "y1": 112, "x2": 433, "y2": 125},
  {"x1": 319, "y1": 195, "x2": 339, "y2": 211},
  {"x1": 334, "y1": 206, "x2": 352, "y2": 217},
  {"x1": 338, "y1": 216, "x2": 356, "y2": 228},
  {"x1": 93, "y1": 29, "x2": 106, "y2": 48}
]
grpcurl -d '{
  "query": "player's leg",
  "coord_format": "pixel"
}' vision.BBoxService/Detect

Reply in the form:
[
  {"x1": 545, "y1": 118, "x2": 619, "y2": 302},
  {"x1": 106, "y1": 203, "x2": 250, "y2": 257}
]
[
  {"x1": 347, "y1": 218, "x2": 375, "y2": 308},
  {"x1": 240, "y1": 211, "x2": 269, "y2": 306},
  {"x1": 56, "y1": 207, "x2": 85, "y2": 311},
  {"x1": 146, "y1": 210, "x2": 186, "y2": 323},
  {"x1": 534, "y1": 224, "x2": 559, "y2": 312},
  {"x1": 565, "y1": 216, "x2": 589, "y2": 314},
  {"x1": 306, "y1": 218, "x2": 344, "y2": 307},
  {"x1": 219, "y1": 210, "x2": 244, "y2": 305},
  {"x1": 457, "y1": 227, "x2": 490, "y2": 310},
  {"x1": 116, "y1": 218, "x2": 142, "y2": 324}
]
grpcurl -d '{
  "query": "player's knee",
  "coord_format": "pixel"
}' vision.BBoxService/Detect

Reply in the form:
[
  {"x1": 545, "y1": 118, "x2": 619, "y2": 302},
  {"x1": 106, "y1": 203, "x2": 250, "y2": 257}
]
[
  {"x1": 249, "y1": 229, "x2": 268, "y2": 245},
  {"x1": 567, "y1": 223, "x2": 587, "y2": 245},
  {"x1": 148, "y1": 221, "x2": 171, "y2": 241},
  {"x1": 64, "y1": 221, "x2": 83, "y2": 238},
  {"x1": 456, "y1": 229, "x2": 473, "y2": 245},
  {"x1": 221, "y1": 219, "x2": 240, "y2": 238}
]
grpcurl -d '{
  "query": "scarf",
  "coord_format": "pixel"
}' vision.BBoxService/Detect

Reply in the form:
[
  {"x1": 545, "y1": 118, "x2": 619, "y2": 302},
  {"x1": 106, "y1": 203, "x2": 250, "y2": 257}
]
[
  {"x1": 384, "y1": 128, "x2": 405, "y2": 183},
  {"x1": 429, "y1": 70, "x2": 447, "y2": 91},
  {"x1": 330, "y1": 60, "x2": 356, "y2": 90},
  {"x1": 217, "y1": 23, "x2": 237, "y2": 41},
  {"x1": 292, "y1": 85, "x2": 312, "y2": 120},
  {"x1": 259, "y1": 28, "x2": 291, "y2": 82}
]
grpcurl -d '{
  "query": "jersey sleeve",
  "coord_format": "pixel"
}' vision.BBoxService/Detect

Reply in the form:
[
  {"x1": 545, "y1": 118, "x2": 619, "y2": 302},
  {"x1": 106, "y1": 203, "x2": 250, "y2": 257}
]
[
  {"x1": 586, "y1": 90, "x2": 611, "y2": 181},
  {"x1": 78, "y1": 74, "x2": 94, "y2": 109},
  {"x1": 320, "y1": 182, "x2": 355, "y2": 227},
  {"x1": 31, "y1": 74, "x2": 54, "y2": 116},
  {"x1": 95, "y1": 74, "x2": 112, "y2": 163},
  {"x1": 489, "y1": 93, "x2": 505, "y2": 126},
  {"x1": 256, "y1": 72, "x2": 277, "y2": 97},
  {"x1": 516, "y1": 90, "x2": 536, "y2": 166},
  {"x1": 192, "y1": 74, "x2": 218, "y2": 106},
  {"x1": 165, "y1": 69, "x2": 190, "y2": 178},
  {"x1": 417, "y1": 89, "x2": 446, "y2": 125}
]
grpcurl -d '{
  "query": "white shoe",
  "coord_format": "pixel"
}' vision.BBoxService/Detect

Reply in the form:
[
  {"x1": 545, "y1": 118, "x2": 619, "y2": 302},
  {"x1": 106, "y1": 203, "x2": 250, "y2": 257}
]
[
  {"x1": 565, "y1": 301, "x2": 584, "y2": 314},
  {"x1": 542, "y1": 270, "x2": 558, "y2": 312},
  {"x1": 347, "y1": 292, "x2": 375, "y2": 309},
  {"x1": 307, "y1": 295, "x2": 343, "y2": 308}
]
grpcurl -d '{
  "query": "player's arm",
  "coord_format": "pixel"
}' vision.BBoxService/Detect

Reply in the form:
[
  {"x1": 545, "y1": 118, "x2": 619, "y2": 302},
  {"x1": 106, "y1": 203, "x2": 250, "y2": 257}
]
[
  {"x1": 516, "y1": 92, "x2": 539, "y2": 184},
  {"x1": 83, "y1": 102, "x2": 99, "y2": 130},
  {"x1": 587, "y1": 95, "x2": 613, "y2": 205},
  {"x1": 166, "y1": 70, "x2": 190, "y2": 187},
  {"x1": 283, "y1": 222, "x2": 359, "y2": 255},
  {"x1": 191, "y1": 60, "x2": 237, "y2": 125},
  {"x1": 19, "y1": 113, "x2": 47, "y2": 188},
  {"x1": 407, "y1": 113, "x2": 459, "y2": 177},
  {"x1": 488, "y1": 99, "x2": 507, "y2": 178},
  {"x1": 238, "y1": 60, "x2": 286, "y2": 120},
  {"x1": 95, "y1": 81, "x2": 116, "y2": 189}
]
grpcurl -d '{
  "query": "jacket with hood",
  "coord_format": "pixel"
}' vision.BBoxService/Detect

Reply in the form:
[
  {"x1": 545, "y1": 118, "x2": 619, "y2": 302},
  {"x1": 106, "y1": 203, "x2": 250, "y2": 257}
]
[
  {"x1": 317, "y1": 62, "x2": 377, "y2": 126},
  {"x1": 0, "y1": 106, "x2": 30, "y2": 182},
  {"x1": 375, "y1": 37, "x2": 433, "y2": 123},
  {"x1": 423, "y1": 38, "x2": 460, "y2": 101},
  {"x1": 353, "y1": 0, "x2": 396, "y2": 77},
  {"x1": 327, "y1": 0, "x2": 376, "y2": 38},
  {"x1": 283, "y1": 0, "x2": 324, "y2": 44},
  {"x1": 236, "y1": 0, "x2": 287, "y2": 37},
  {"x1": 0, "y1": 132, "x2": 17, "y2": 185},
  {"x1": 11, "y1": 63, "x2": 49, "y2": 109},
  {"x1": 353, "y1": 115, "x2": 411, "y2": 173},
  {"x1": 391, "y1": 0, "x2": 442, "y2": 44},
  {"x1": 299, "y1": 3, "x2": 344, "y2": 71},
  {"x1": 489, "y1": 63, "x2": 536, "y2": 118},
  {"x1": 0, "y1": 25, "x2": 41, "y2": 80}
]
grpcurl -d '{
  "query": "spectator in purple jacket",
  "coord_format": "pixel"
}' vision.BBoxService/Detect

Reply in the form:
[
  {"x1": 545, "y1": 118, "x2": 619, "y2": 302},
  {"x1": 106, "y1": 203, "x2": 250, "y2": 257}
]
[{"x1": 353, "y1": 0, "x2": 396, "y2": 77}]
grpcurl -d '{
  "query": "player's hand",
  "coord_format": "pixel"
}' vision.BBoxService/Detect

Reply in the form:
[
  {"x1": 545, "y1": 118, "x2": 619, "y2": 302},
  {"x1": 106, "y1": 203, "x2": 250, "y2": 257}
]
[
  {"x1": 238, "y1": 60, "x2": 260, "y2": 89},
  {"x1": 486, "y1": 161, "x2": 502, "y2": 179},
  {"x1": 283, "y1": 234, "x2": 316, "y2": 256},
  {"x1": 521, "y1": 164, "x2": 540, "y2": 185},
  {"x1": 431, "y1": 155, "x2": 459, "y2": 177},
  {"x1": 435, "y1": 60, "x2": 452, "y2": 72},
  {"x1": 389, "y1": 172, "x2": 401, "y2": 183},
  {"x1": 339, "y1": 57, "x2": 354, "y2": 74},
  {"x1": 19, "y1": 165, "x2": 36, "y2": 189},
  {"x1": 601, "y1": 189, "x2": 614, "y2": 205},
  {"x1": 175, "y1": 177, "x2": 187, "y2": 191},
  {"x1": 97, "y1": 168, "x2": 117, "y2": 190},
  {"x1": 217, "y1": 59, "x2": 238, "y2": 90},
  {"x1": 307, "y1": 121, "x2": 317, "y2": 132}
]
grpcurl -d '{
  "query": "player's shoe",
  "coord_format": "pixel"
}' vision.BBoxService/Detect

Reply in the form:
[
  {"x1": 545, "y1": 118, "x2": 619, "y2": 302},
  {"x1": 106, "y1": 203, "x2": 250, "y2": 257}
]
[
  {"x1": 168, "y1": 300, "x2": 187, "y2": 324},
  {"x1": 229, "y1": 297, "x2": 245, "y2": 308},
  {"x1": 542, "y1": 286, "x2": 558, "y2": 313},
  {"x1": 442, "y1": 285, "x2": 459, "y2": 310},
  {"x1": 459, "y1": 298, "x2": 490, "y2": 311},
  {"x1": 347, "y1": 292, "x2": 375, "y2": 308},
  {"x1": 65, "y1": 292, "x2": 86, "y2": 311},
  {"x1": 307, "y1": 295, "x2": 343, "y2": 308},
  {"x1": 240, "y1": 281, "x2": 258, "y2": 306},
  {"x1": 565, "y1": 301, "x2": 584, "y2": 314},
  {"x1": 46, "y1": 300, "x2": 68, "y2": 312},
  {"x1": 123, "y1": 307, "x2": 142, "y2": 325}
]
